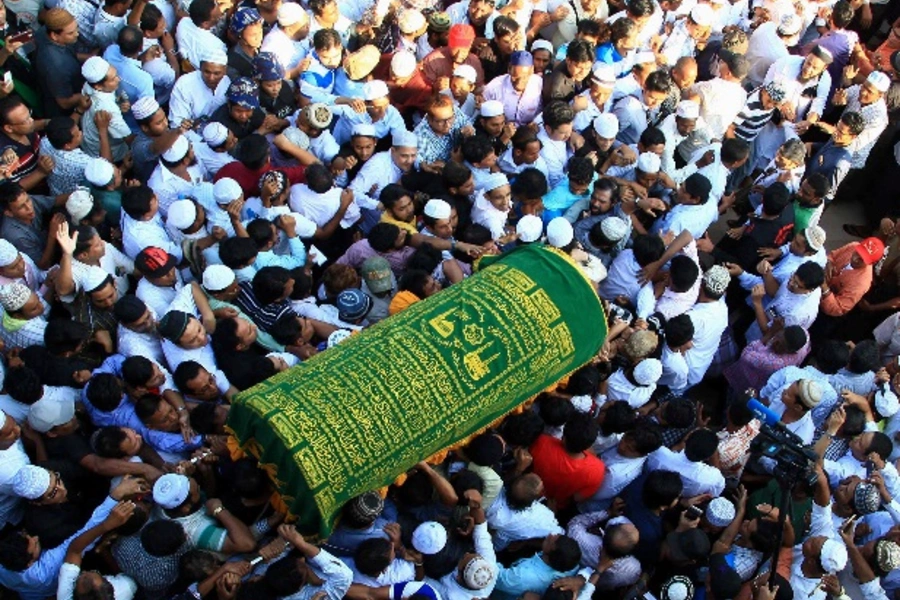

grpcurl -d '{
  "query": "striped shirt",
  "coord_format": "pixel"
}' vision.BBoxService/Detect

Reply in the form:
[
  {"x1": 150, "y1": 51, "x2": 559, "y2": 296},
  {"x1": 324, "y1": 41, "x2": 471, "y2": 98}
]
[
  {"x1": 234, "y1": 281, "x2": 296, "y2": 333},
  {"x1": 731, "y1": 89, "x2": 775, "y2": 143}
]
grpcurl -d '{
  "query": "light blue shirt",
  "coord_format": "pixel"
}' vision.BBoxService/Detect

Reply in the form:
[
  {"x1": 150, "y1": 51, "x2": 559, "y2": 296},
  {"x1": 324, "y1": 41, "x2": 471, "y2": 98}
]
[
  {"x1": 255, "y1": 237, "x2": 307, "y2": 269},
  {"x1": 332, "y1": 106, "x2": 408, "y2": 146},
  {"x1": 494, "y1": 553, "x2": 579, "y2": 600},
  {"x1": 103, "y1": 44, "x2": 154, "y2": 133}
]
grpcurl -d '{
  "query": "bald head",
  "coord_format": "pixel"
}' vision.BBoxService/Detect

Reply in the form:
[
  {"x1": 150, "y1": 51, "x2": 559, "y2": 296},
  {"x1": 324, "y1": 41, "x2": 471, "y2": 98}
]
[
  {"x1": 605, "y1": 522, "x2": 639, "y2": 558},
  {"x1": 672, "y1": 57, "x2": 697, "y2": 90}
]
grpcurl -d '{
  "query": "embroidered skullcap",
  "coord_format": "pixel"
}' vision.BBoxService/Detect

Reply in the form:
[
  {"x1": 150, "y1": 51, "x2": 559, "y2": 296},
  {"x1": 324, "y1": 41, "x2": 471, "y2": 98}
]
[
  {"x1": 153, "y1": 473, "x2": 191, "y2": 509},
  {"x1": 853, "y1": 481, "x2": 881, "y2": 515},
  {"x1": 636, "y1": 151, "x2": 661, "y2": 174},
  {"x1": 635, "y1": 51, "x2": 656, "y2": 65},
  {"x1": 777, "y1": 13, "x2": 802, "y2": 36},
  {"x1": 600, "y1": 216, "x2": 628, "y2": 242},
  {"x1": 820, "y1": 539, "x2": 848, "y2": 573},
  {"x1": 0, "y1": 240, "x2": 17, "y2": 267},
  {"x1": 352, "y1": 123, "x2": 378, "y2": 138},
  {"x1": 706, "y1": 497, "x2": 736, "y2": 527},
  {"x1": 131, "y1": 96, "x2": 160, "y2": 120},
  {"x1": 547, "y1": 217, "x2": 574, "y2": 248},
  {"x1": 227, "y1": 77, "x2": 260, "y2": 109},
  {"x1": 593, "y1": 113, "x2": 619, "y2": 138},
  {"x1": 158, "y1": 310, "x2": 192, "y2": 342},
  {"x1": 252, "y1": 51, "x2": 284, "y2": 81},
  {"x1": 167, "y1": 199, "x2": 197, "y2": 231},
  {"x1": 327, "y1": 329, "x2": 353, "y2": 348},
  {"x1": 516, "y1": 214, "x2": 543, "y2": 242},
  {"x1": 28, "y1": 397, "x2": 75, "y2": 433},
  {"x1": 398, "y1": 9, "x2": 425, "y2": 33},
  {"x1": 876, "y1": 540, "x2": 900, "y2": 573},
  {"x1": 259, "y1": 170, "x2": 288, "y2": 198},
  {"x1": 453, "y1": 64, "x2": 477, "y2": 84},
  {"x1": 633, "y1": 358, "x2": 662, "y2": 386},
  {"x1": 703, "y1": 265, "x2": 730, "y2": 295},
  {"x1": 424, "y1": 199, "x2": 451, "y2": 220},
  {"x1": 805, "y1": 225, "x2": 826, "y2": 251},
  {"x1": 392, "y1": 130, "x2": 418, "y2": 148},
  {"x1": 162, "y1": 135, "x2": 190, "y2": 162},
  {"x1": 480, "y1": 100, "x2": 504, "y2": 118},
  {"x1": 82, "y1": 56, "x2": 110, "y2": 84},
  {"x1": 690, "y1": 4, "x2": 713, "y2": 26},
  {"x1": 531, "y1": 39, "x2": 553, "y2": 54},
  {"x1": 12, "y1": 466, "x2": 51, "y2": 500},
  {"x1": 231, "y1": 7, "x2": 262, "y2": 36},
  {"x1": 282, "y1": 126, "x2": 310, "y2": 150},
  {"x1": 676, "y1": 100, "x2": 700, "y2": 120},
  {"x1": 867, "y1": 71, "x2": 891, "y2": 94},
  {"x1": 427, "y1": 11, "x2": 451, "y2": 32},
  {"x1": 363, "y1": 79, "x2": 389, "y2": 101},
  {"x1": 344, "y1": 45, "x2": 380, "y2": 80},
  {"x1": 764, "y1": 80, "x2": 788, "y2": 104},
  {"x1": 660, "y1": 575, "x2": 694, "y2": 600},
  {"x1": 482, "y1": 172, "x2": 509, "y2": 193},
  {"x1": 857, "y1": 237, "x2": 885, "y2": 266},
  {"x1": 797, "y1": 379, "x2": 822, "y2": 409},
  {"x1": 448, "y1": 24, "x2": 475, "y2": 49},
  {"x1": 66, "y1": 188, "x2": 95, "y2": 222},
  {"x1": 0, "y1": 283, "x2": 30, "y2": 312},
  {"x1": 83, "y1": 266, "x2": 111, "y2": 293},
  {"x1": 875, "y1": 388, "x2": 898, "y2": 418},
  {"x1": 591, "y1": 62, "x2": 616, "y2": 87},
  {"x1": 625, "y1": 330, "x2": 658, "y2": 361},
  {"x1": 336, "y1": 288, "x2": 372, "y2": 322},
  {"x1": 346, "y1": 491, "x2": 384, "y2": 523},
  {"x1": 412, "y1": 521, "x2": 447, "y2": 554},
  {"x1": 304, "y1": 103, "x2": 333, "y2": 129},
  {"x1": 200, "y1": 46, "x2": 228, "y2": 66},
  {"x1": 462, "y1": 556, "x2": 493, "y2": 589},
  {"x1": 202, "y1": 265, "x2": 236, "y2": 293},
  {"x1": 509, "y1": 50, "x2": 533, "y2": 67},
  {"x1": 391, "y1": 51, "x2": 417, "y2": 78},
  {"x1": 84, "y1": 157, "x2": 115, "y2": 187},
  {"x1": 277, "y1": 2, "x2": 307, "y2": 26},
  {"x1": 214, "y1": 178, "x2": 243, "y2": 205}
]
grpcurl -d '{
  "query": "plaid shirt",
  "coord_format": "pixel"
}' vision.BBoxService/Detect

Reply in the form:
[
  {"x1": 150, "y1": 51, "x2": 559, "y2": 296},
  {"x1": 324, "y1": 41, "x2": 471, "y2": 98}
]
[
  {"x1": 413, "y1": 106, "x2": 470, "y2": 167},
  {"x1": 0, "y1": 314, "x2": 47, "y2": 349},
  {"x1": 39, "y1": 138, "x2": 92, "y2": 196}
]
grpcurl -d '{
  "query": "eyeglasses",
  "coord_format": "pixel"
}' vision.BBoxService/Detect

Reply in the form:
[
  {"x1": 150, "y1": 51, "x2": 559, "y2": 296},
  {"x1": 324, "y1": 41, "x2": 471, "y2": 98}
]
[
  {"x1": 430, "y1": 114, "x2": 455, "y2": 125},
  {"x1": 44, "y1": 472, "x2": 62, "y2": 501}
]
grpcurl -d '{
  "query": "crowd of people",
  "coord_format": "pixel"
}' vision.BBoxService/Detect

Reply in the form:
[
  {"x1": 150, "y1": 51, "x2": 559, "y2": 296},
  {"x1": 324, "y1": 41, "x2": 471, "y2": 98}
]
[{"x1": 0, "y1": 0, "x2": 899, "y2": 597}]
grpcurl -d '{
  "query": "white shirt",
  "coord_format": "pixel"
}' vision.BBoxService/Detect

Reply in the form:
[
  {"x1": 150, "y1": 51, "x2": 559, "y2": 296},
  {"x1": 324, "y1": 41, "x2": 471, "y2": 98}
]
[
  {"x1": 691, "y1": 77, "x2": 748, "y2": 141},
  {"x1": 660, "y1": 344, "x2": 690, "y2": 393},
  {"x1": 497, "y1": 147, "x2": 549, "y2": 178},
  {"x1": 646, "y1": 447, "x2": 726, "y2": 497},
  {"x1": 193, "y1": 141, "x2": 236, "y2": 179},
  {"x1": 745, "y1": 21, "x2": 788, "y2": 87},
  {"x1": 471, "y1": 192, "x2": 510, "y2": 240},
  {"x1": 348, "y1": 151, "x2": 403, "y2": 211},
  {"x1": 168, "y1": 71, "x2": 231, "y2": 125},
  {"x1": 69, "y1": 243, "x2": 133, "y2": 300},
  {"x1": 764, "y1": 55, "x2": 832, "y2": 120},
  {"x1": 684, "y1": 298, "x2": 728, "y2": 389},
  {"x1": 118, "y1": 319, "x2": 166, "y2": 369},
  {"x1": 844, "y1": 86, "x2": 889, "y2": 170},
  {"x1": 147, "y1": 163, "x2": 206, "y2": 217},
  {"x1": 260, "y1": 25, "x2": 309, "y2": 72},
  {"x1": 175, "y1": 18, "x2": 227, "y2": 70},
  {"x1": 437, "y1": 522, "x2": 498, "y2": 600},
  {"x1": 766, "y1": 396, "x2": 816, "y2": 444},
  {"x1": 161, "y1": 338, "x2": 231, "y2": 390},
  {"x1": 789, "y1": 501, "x2": 836, "y2": 600},
  {"x1": 485, "y1": 489, "x2": 564, "y2": 551},
  {"x1": 537, "y1": 127, "x2": 571, "y2": 188},
  {"x1": 580, "y1": 448, "x2": 646, "y2": 511},
  {"x1": 599, "y1": 250, "x2": 642, "y2": 305},
  {"x1": 81, "y1": 86, "x2": 131, "y2": 162},
  {"x1": 0, "y1": 440, "x2": 30, "y2": 527},
  {"x1": 605, "y1": 369, "x2": 655, "y2": 409},
  {"x1": 136, "y1": 278, "x2": 184, "y2": 322},
  {"x1": 290, "y1": 184, "x2": 360, "y2": 230}
]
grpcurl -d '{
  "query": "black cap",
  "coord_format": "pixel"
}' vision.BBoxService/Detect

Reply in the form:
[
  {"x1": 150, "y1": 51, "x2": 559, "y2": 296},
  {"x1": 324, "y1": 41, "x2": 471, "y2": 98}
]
[{"x1": 113, "y1": 294, "x2": 147, "y2": 323}]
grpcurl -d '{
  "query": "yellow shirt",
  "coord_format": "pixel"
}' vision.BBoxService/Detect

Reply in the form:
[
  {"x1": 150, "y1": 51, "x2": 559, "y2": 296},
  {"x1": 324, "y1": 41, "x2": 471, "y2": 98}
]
[{"x1": 380, "y1": 214, "x2": 418, "y2": 235}]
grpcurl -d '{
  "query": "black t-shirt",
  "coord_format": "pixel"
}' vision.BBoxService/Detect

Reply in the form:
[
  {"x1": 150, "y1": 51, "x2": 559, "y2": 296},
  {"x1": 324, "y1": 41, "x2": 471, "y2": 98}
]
[
  {"x1": 211, "y1": 104, "x2": 266, "y2": 140},
  {"x1": 543, "y1": 62, "x2": 586, "y2": 105},
  {"x1": 260, "y1": 85, "x2": 296, "y2": 120}
]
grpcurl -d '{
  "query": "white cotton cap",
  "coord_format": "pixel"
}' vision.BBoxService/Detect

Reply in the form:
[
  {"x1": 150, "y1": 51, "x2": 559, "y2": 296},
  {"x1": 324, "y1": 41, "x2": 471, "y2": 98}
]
[
  {"x1": 162, "y1": 135, "x2": 190, "y2": 162},
  {"x1": 82, "y1": 56, "x2": 110, "y2": 84},
  {"x1": 546, "y1": 217, "x2": 574, "y2": 248},
  {"x1": 600, "y1": 216, "x2": 628, "y2": 242},
  {"x1": 200, "y1": 47, "x2": 228, "y2": 66},
  {"x1": 11, "y1": 466, "x2": 51, "y2": 500},
  {"x1": 424, "y1": 199, "x2": 451, "y2": 220},
  {"x1": 398, "y1": 9, "x2": 426, "y2": 33},
  {"x1": 777, "y1": 13, "x2": 803, "y2": 36},
  {"x1": 480, "y1": 100, "x2": 504, "y2": 118},
  {"x1": 593, "y1": 113, "x2": 619, "y2": 138},
  {"x1": 363, "y1": 79, "x2": 389, "y2": 101},
  {"x1": 820, "y1": 539, "x2": 849, "y2": 573},
  {"x1": 213, "y1": 177, "x2": 243, "y2": 205},
  {"x1": 482, "y1": 172, "x2": 509, "y2": 192},
  {"x1": 516, "y1": 214, "x2": 543, "y2": 242},
  {"x1": 83, "y1": 265, "x2": 111, "y2": 292},
  {"x1": 391, "y1": 51, "x2": 417, "y2": 78},
  {"x1": 131, "y1": 96, "x2": 160, "y2": 120},
  {"x1": 876, "y1": 389, "x2": 899, "y2": 418},
  {"x1": 591, "y1": 63, "x2": 617, "y2": 88},
  {"x1": 84, "y1": 157, "x2": 115, "y2": 187},
  {"x1": 28, "y1": 398, "x2": 75, "y2": 433},
  {"x1": 392, "y1": 130, "x2": 418, "y2": 148},
  {"x1": 202, "y1": 122, "x2": 229, "y2": 147},
  {"x1": 153, "y1": 473, "x2": 191, "y2": 509},
  {"x1": 0, "y1": 240, "x2": 17, "y2": 267},
  {"x1": 167, "y1": 199, "x2": 197, "y2": 230},
  {"x1": 706, "y1": 497, "x2": 736, "y2": 527},
  {"x1": 637, "y1": 151, "x2": 661, "y2": 174},
  {"x1": 66, "y1": 189, "x2": 95, "y2": 222},
  {"x1": 412, "y1": 521, "x2": 447, "y2": 554},
  {"x1": 352, "y1": 123, "x2": 378, "y2": 138},
  {"x1": 531, "y1": 39, "x2": 554, "y2": 54},
  {"x1": 202, "y1": 264, "x2": 236, "y2": 292},
  {"x1": 690, "y1": 4, "x2": 714, "y2": 26},
  {"x1": 277, "y1": 2, "x2": 307, "y2": 26},
  {"x1": 676, "y1": 100, "x2": 700, "y2": 120},
  {"x1": 867, "y1": 71, "x2": 891, "y2": 93},
  {"x1": 453, "y1": 64, "x2": 477, "y2": 84},
  {"x1": 633, "y1": 358, "x2": 662, "y2": 385}
]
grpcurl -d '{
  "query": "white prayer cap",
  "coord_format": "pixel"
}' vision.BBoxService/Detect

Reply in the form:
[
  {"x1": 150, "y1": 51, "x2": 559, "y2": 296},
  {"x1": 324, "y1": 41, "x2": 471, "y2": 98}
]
[
  {"x1": 600, "y1": 216, "x2": 628, "y2": 242},
  {"x1": 398, "y1": 9, "x2": 425, "y2": 33},
  {"x1": 327, "y1": 329, "x2": 352, "y2": 348},
  {"x1": 214, "y1": 177, "x2": 243, "y2": 205},
  {"x1": 516, "y1": 214, "x2": 543, "y2": 242},
  {"x1": 636, "y1": 151, "x2": 661, "y2": 173},
  {"x1": 591, "y1": 63, "x2": 616, "y2": 87},
  {"x1": 66, "y1": 189, "x2": 95, "y2": 222},
  {"x1": 11, "y1": 466, "x2": 51, "y2": 500},
  {"x1": 777, "y1": 13, "x2": 803, "y2": 36},
  {"x1": 479, "y1": 100, "x2": 504, "y2": 118},
  {"x1": 424, "y1": 199, "x2": 451, "y2": 220},
  {"x1": 453, "y1": 64, "x2": 477, "y2": 84},
  {"x1": 706, "y1": 497, "x2": 736, "y2": 527},
  {"x1": 28, "y1": 398, "x2": 75, "y2": 433},
  {"x1": 202, "y1": 264, "x2": 236, "y2": 292},
  {"x1": 875, "y1": 388, "x2": 898, "y2": 418},
  {"x1": 482, "y1": 172, "x2": 509, "y2": 192},
  {"x1": 676, "y1": 100, "x2": 700, "y2": 120},
  {"x1": 82, "y1": 56, "x2": 110, "y2": 84},
  {"x1": 546, "y1": 217, "x2": 573, "y2": 248},
  {"x1": 200, "y1": 47, "x2": 228, "y2": 66},
  {"x1": 162, "y1": 135, "x2": 190, "y2": 162},
  {"x1": 593, "y1": 113, "x2": 619, "y2": 138},
  {"x1": 633, "y1": 357, "x2": 662, "y2": 385},
  {"x1": 0, "y1": 283, "x2": 31, "y2": 312},
  {"x1": 392, "y1": 130, "x2": 418, "y2": 148},
  {"x1": 0, "y1": 240, "x2": 18, "y2": 267},
  {"x1": 806, "y1": 224, "x2": 826, "y2": 251},
  {"x1": 412, "y1": 521, "x2": 447, "y2": 554},
  {"x1": 820, "y1": 539, "x2": 848, "y2": 573},
  {"x1": 390, "y1": 51, "x2": 417, "y2": 78},
  {"x1": 277, "y1": 2, "x2": 308, "y2": 26},
  {"x1": 689, "y1": 4, "x2": 714, "y2": 26},
  {"x1": 867, "y1": 71, "x2": 891, "y2": 93},
  {"x1": 531, "y1": 39, "x2": 553, "y2": 54},
  {"x1": 83, "y1": 266, "x2": 111, "y2": 292},
  {"x1": 84, "y1": 157, "x2": 115, "y2": 187},
  {"x1": 153, "y1": 473, "x2": 191, "y2": 509},
  {"x1": 463, "y1": 557, "x2": 493, "y2": 589},
  {"x1": 167, "y1": 199, "x2": 197, "y2": 230},
  {"x1": 202, "y1": 122, "x2": 229, "y2": 147},
  {"x1": 131, "y1": 96, "x2": 160, "y2": 120},
  {"x1": 352, "y1": 123, "x2": 377, "y2": 138},
  {"x1": 363, "y1": 79, "x2": 389, "y2": 101}
]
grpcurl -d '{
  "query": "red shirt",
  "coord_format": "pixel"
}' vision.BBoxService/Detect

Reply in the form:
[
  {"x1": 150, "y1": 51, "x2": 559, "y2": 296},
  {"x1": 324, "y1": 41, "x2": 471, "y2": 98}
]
[
  {"x1": 214, "y1": 162, "x2": 306, "y2": 197},
  {"x1": 529, "y1": 434, "x2": 606, "y2": 509}
]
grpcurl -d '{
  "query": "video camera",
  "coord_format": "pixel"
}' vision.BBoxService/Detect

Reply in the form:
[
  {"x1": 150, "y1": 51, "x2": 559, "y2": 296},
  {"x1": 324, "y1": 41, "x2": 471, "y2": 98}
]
[{"x1": 748, "y1": 398, "x2": 820, "y2": 487}]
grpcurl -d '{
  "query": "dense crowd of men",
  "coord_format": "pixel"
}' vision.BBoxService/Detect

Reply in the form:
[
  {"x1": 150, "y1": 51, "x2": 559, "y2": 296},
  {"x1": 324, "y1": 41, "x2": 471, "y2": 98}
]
[{"x1": 0, "y1": 0, "x2": 899, "y2": 597}]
